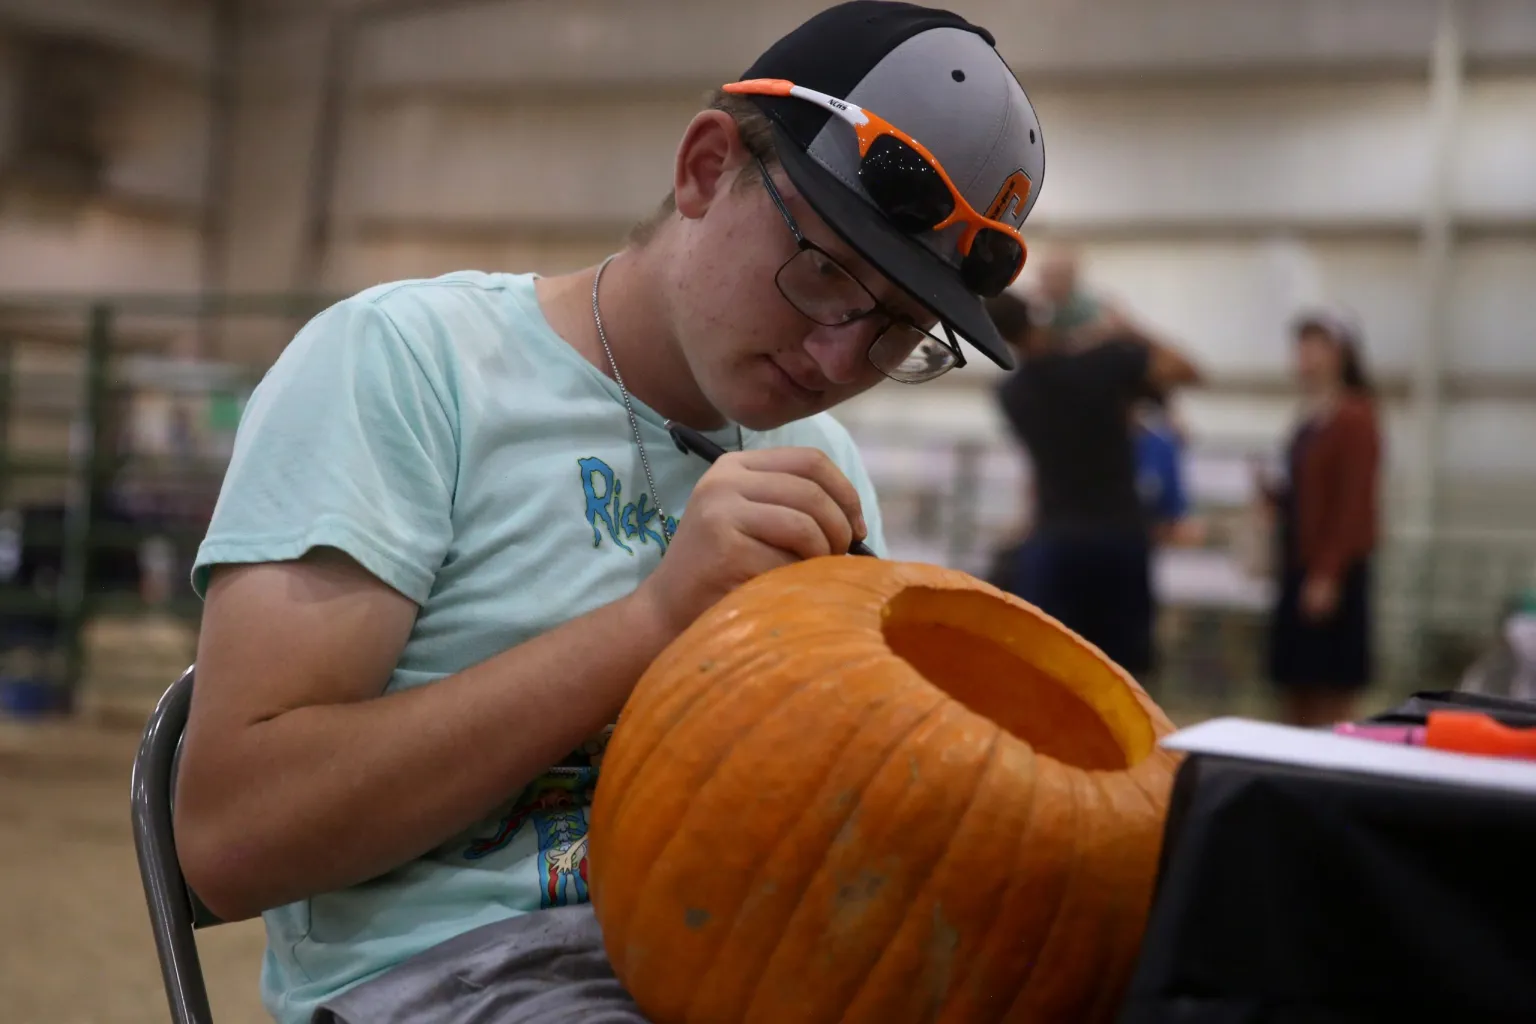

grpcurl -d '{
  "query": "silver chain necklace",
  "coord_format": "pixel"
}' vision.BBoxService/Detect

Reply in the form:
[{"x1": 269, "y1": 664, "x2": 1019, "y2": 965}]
[{"x1": 590, "y1": 254, "x2": 742, "y2": 548}]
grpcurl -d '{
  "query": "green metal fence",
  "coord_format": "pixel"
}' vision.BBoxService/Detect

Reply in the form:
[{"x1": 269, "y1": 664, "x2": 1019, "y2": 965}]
[{"x1": 0, "y1": 294, "x2": 336, "y2": 706}]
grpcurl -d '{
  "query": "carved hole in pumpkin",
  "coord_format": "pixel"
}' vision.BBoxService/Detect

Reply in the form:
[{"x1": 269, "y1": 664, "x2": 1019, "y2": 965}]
[{"x1": 880, "y1": 586, "x2": 1155, "y2": 771}]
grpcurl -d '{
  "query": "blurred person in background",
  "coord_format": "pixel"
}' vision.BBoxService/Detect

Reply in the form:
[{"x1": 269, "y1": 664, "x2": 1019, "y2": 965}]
[
  {"x1": 1134, "y1": 395, "x2": 1206, "y2": 549},
  {"x1": 171, "y1": 5, "x2": 1047, "y2": 1023},
  {"x1": 1037, "y1": 244, "x2": 1101, "y2": 340},
  {"x1": 1260, "y1": 310, "x2": 1381, "y2": 727},
  {"x1": 986, "y1": 290, "x2": 1202, "y2": 682},
  {"x1": 1034, "y1": 243, "x2": 1147, "y2": 350}
]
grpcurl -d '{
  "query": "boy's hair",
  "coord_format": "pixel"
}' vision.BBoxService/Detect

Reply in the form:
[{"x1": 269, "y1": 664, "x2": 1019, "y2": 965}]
[{"x1": 627, "y1": 89, "x2": 783, "y2": 248}]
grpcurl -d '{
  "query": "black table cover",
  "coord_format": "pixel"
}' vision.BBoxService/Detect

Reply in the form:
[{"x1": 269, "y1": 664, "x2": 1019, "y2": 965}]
[{"x1": 1119, "y1": 694, "x2": 1536, "y2": 1023}]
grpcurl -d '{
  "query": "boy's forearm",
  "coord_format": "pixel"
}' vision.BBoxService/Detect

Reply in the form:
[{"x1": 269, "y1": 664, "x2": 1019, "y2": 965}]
[{"x1": 176, "y1": 590, "x2": 673, "y2": 921}]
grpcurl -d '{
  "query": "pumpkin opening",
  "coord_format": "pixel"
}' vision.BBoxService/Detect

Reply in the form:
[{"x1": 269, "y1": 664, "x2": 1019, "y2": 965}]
[{"x1": 880, "y1": 586, "x2": 1156, "y2": 771}]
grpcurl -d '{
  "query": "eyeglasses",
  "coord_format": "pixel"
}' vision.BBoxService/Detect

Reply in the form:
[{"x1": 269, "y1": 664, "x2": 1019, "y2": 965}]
[
  {"x1": 755, "y1": 157, "x2": 964, "y2": 385},
  {"x1": 723, "y1": 77, "x2": 1029, "y2": 297}
]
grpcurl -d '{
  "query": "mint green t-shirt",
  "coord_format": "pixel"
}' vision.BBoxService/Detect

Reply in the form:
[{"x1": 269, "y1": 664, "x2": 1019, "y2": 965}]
[{"x1": 190, "y1": 270, "x2": 887, "y2": 1024}]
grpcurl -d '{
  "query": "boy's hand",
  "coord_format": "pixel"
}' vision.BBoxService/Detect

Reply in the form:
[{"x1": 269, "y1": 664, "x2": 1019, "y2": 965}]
[{"x1": 630, "y1": 447, "x2": 867, "y2": 642}]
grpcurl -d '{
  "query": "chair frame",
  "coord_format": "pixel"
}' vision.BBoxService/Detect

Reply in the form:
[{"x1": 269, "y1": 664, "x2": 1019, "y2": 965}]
[{"x1": 131, "y1": 666, "x2": 224, "y2": 1024}]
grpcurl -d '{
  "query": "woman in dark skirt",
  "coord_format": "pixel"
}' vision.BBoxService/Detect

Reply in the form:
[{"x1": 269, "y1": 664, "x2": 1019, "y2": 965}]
[{"x1": 1262, "y1": 310, "x2": 1383, "y2": 727}]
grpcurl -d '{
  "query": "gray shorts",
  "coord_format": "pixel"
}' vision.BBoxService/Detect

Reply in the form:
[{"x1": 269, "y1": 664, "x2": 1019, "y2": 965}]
[{"x1": 312, "y1": 904, "x2": 649, "y2": 1024}]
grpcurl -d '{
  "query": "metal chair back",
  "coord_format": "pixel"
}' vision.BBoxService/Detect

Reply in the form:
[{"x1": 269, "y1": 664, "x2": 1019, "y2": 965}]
[{"x1": 130, "y1": 665, "x2": 224, "y2": 1024}]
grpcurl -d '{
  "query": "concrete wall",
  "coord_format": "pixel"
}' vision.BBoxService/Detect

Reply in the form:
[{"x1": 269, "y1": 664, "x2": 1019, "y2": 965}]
[
  {"x1": 347, "y1": 0, "x2": 1535, "y2": 89},
  {"x1": 0, "y1": 15, "x2": 211, "y2": 294},
  {"x1": 2, "y1": 0, "x2": 1535, "y2": 525},
  {"x1": 269, "y1": 1, "x2": 1536, "y2": 536}
]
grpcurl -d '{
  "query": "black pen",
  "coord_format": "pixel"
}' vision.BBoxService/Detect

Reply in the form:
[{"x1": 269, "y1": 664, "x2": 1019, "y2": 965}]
[{"x1": 665, "y1": 419, "x2": 877, "y2": 558}]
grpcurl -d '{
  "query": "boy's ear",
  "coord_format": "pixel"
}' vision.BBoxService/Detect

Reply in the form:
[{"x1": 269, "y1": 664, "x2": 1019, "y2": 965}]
[{"x1": 673, "y1": 110, "x2": 752, "y2": 220}]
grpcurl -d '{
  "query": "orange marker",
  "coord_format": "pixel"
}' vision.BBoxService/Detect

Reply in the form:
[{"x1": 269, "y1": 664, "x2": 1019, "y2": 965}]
[{"x1": 1424, "y1": 710, "x2": 1536, "y2": 762}]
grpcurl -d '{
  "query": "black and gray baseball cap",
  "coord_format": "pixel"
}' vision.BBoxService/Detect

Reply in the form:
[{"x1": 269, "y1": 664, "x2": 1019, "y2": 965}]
[{"x1": 737, "y1": 1, "x2": 1045, "y2": 372}]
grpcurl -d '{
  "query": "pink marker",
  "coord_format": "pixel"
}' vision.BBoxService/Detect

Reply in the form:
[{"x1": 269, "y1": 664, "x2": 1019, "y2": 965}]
[{"x1": 1332, "y1": 722, "x2": 1428, "y2": 745}]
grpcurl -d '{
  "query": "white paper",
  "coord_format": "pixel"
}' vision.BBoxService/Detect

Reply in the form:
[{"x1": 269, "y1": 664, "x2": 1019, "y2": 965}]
[{"x1": 1160, "y1": 717, "x2": 1536, "y2": 796}]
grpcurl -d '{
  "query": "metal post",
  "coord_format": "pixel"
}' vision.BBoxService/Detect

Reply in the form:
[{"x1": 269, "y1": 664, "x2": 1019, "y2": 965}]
[
  {"x1": 1417, "y1": 0, "x2": 1462, "y2": 532},
  {"x1": 1410, "y1": 0, "x2": 1463, "y2": 684},
  {"x1": 196, "y1": 0, "x2": 242, "y2": 358},
  {"x1": 292, "y1": 0, "x2": 520, "y2": 299},
  {"x1": 58, "y1": 304, "x2": 114, "y2": 698},
  {"x1": 0, "y1": 337, "x2": 11, "y2": 509},
  {"x1": 293, "y1": 10, "x2": 356, "y2": 296},
  {"x1": 948, "y1": 440, "x2": 983, "y2": 571}
]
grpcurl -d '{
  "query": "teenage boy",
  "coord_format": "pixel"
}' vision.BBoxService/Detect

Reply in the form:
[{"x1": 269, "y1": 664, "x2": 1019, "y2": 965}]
[{"x1": 174, "y1": 4, "x2": 1046, "y2": 1021}]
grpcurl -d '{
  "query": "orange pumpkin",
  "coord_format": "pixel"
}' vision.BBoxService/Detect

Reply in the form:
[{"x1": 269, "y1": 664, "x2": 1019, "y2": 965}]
[{"x1": 589, "y1": 556, "x2": 1178, "y2": 1024}]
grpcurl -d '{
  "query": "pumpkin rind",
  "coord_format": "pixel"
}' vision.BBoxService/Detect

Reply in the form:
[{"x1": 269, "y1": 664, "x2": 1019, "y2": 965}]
[{"x1": 588, "y1": 556, "x2": 1179, "y2": 1024}]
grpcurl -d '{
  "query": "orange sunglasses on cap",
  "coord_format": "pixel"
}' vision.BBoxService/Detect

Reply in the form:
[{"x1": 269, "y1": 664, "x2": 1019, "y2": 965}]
[{"x1": 723, "y1": 77, "x2": 1030, "y2": 296}]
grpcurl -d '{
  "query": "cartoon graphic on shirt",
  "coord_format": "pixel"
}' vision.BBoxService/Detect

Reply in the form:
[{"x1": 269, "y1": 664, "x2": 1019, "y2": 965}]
[
  {"x1": 578, "y1": 456, "x2": 679, "y2": 553},
  {"x1": 534, "y1": 806, "x2": 590, "y2": 907},
  {"x1": 462, "y1": 725, "x2": 614, "y2": 908}
]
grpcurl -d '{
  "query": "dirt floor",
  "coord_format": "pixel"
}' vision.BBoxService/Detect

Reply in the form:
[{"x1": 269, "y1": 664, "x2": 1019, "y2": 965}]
[{"x1": 1, "y1": 717, "x2": 269, "y2": 1024}]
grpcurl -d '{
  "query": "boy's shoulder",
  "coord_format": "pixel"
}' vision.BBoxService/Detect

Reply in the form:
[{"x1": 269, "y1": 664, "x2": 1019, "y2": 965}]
[
  {"x1": 349, "y1": 269, "x2": 527, "y2": 304},
  {"x1": 345, "y1": 271, "x2": 535, "y2": 333},
  {"x1": 289, "y1": 270, "x2": 548, "y2": 386}
]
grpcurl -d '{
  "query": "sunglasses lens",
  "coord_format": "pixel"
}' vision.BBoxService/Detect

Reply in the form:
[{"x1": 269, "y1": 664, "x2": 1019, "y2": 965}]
[
  {"x1": 860, "y1": 134, "x2": 954, "y2": 233},
  {"x1": 962, "y1": 228, "x2": 1025, "y2": 297}
]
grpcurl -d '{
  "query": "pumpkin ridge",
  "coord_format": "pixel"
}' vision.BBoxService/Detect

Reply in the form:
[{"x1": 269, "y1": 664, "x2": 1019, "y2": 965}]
[
  {"x1": 593, "y1": 644, "x2": 804, "y2": 953},
  {"x1": 1080, "y1": 774, "x2": 1170, "y2": 1022},
  {"x1": 1120, "y1": 748, "x2": 1181, "y2": 812},
  {"x1": 924, "y1": 737, "x2": 1043, "y2": 1024},
  {"x1": 737, "y1": 694, "x2": 954, "y2": 1022},
  {"x1": 1102, "y1": 751, "x2": 1174, "y2": 823},
  {"x1": 601, "y1": 645, "x2": 888, "y2": 974},
  {"x1": 595, "y1": 639, "x2": 730, "y2": 799},
  {"x1": 835, "y1": 725, "x2": 1003, "y2": 1024},
  {"x1": 1075, "y1": 777, "x2": 1134, "y2": 1024},
  {"x1": 677, "y1": 653, "x2": 926, "y2": 1020},
  {"x1": 1079, "y1": 773, "x2": 1161, "y2": 1023},
  {"x1": 597, "y1": 651, "x2": 724, "y2": 783},
  {"x1": 1000, "y1": 768, "x2": 1099, "y2": 1020},
  {"x1": 741, "y1": 701, "x2": 1000, "y2": 1023},
  {"x1": 628, "y1": 645, "x2": 896, "y2": 907},
  {"x1": 954, "y1": 757, "x2": 1077, "y2": 1018},
  {"x1": 949, "y1": 740, "x2": 1044, "y2": 1024},
  {"x1": 598, "y1": 641, "x2": 793, "y2": 841}
]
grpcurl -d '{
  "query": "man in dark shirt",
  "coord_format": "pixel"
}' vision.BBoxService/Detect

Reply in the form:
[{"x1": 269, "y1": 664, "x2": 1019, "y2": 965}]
[{"x1": 987, "y1": 291, "x2": 1201, "y2": 679}]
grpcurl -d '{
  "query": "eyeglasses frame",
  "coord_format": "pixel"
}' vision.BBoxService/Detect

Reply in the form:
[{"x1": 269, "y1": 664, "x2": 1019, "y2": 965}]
[{"x1": 752, "y1": 156, "x2": 967, "y2": 385}]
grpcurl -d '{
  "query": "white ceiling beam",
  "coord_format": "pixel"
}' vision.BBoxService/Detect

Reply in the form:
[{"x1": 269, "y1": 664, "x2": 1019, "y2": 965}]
[{"x1": 346, "y1": 0, "x2": 1536, "y2": 93}]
